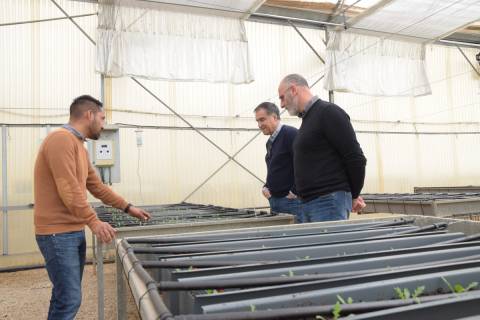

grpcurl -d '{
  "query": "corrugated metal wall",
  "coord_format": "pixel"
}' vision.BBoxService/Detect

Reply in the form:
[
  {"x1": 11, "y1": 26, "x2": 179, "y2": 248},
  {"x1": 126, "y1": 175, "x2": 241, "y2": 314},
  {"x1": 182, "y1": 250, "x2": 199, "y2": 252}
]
[{"x1": 0, "y1": 0, "x2": 479, "y2": 258}]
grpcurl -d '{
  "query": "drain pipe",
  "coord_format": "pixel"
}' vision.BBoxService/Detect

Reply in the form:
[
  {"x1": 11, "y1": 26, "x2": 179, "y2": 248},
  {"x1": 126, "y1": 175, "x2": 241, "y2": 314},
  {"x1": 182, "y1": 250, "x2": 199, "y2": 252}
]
[{"x1": 116, "y1": 239, "x2": 174, "y2": 320}]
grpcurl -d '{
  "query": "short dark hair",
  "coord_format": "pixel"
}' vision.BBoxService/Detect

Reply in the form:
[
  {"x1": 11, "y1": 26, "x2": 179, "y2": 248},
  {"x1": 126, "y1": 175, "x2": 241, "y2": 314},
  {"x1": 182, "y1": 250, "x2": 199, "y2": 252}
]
[
  {"x1": 70, "y1": 95, "x2": 103, "y2": 119},
  {"x1": 254, "y1": 102, "x2": 280, "y2": 120}
]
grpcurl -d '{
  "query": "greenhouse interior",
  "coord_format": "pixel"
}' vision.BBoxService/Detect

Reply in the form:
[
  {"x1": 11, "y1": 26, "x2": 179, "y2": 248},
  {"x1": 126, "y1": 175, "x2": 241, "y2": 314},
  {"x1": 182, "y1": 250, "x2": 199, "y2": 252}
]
[{"x1": 0, "y1": 0, "x2": 479, "y2": 319}]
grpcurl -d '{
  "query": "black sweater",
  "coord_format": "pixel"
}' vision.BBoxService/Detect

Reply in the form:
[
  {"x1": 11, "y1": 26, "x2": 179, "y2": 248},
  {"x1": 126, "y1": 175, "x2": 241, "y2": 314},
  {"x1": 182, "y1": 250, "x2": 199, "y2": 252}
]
[
  {"x1": 265, "y1": 125, "x2": 298, "y2": 197},
  {"x1": 293, "y1": 99, "x2": 366, "y2": 201}
]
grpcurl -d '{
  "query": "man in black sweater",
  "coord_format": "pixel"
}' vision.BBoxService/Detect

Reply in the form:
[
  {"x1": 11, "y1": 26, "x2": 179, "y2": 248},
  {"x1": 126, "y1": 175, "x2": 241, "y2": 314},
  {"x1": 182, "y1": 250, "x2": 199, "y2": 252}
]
[
  {"x1": 255, "y1": 102, "x2": 303, "y2": 222},
  {"x1": 278, "y1": 74, "x2": 367, "y2": 222}
]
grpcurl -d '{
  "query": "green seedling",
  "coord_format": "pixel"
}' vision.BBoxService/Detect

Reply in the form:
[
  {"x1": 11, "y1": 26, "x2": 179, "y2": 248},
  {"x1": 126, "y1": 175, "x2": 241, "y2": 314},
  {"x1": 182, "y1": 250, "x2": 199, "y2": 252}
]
[
  {"x1": 205, "y1": 289, "x2": 218, "y2": 295},
  {"x1": 336, "y1": 295, "x2": 353, "y2": 304},
  {"x1": 442, "y1": 277, "x2": 478, "y2": 294},
  {"x1": 331, "y1": 295, "x2": 354, "y2": 319},
  {"x1": 394, "y1": 286, "x2": 425, "y2": 303},
  {"x1": 281, "y1": 270, "x2": 295, "y2": 277},
  {"x1": 332, "y1": 301, "x2": 342, "y2": 320}
]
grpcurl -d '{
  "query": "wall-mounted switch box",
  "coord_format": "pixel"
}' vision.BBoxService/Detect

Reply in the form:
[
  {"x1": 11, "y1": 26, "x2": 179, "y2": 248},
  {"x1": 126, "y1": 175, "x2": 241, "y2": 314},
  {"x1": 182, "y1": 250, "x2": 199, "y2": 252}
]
[{"x1": 94, "y1": 140, "x2": 114, "y2": 166}]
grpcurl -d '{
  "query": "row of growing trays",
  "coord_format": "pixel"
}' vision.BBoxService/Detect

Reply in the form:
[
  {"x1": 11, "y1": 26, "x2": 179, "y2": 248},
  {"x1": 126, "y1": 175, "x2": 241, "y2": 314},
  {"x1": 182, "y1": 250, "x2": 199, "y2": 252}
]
[
  {"x1": 116, "y1": 217, "x2": 480, "y2": 319},
  {"x1": 96, "y1": 202, "x2": 273, "y2": 227}
]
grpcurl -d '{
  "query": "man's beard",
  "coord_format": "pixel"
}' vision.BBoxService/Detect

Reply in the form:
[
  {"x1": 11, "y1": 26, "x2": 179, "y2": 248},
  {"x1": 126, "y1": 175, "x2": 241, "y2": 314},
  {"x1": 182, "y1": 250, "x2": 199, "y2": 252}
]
[
  {"x1": 286, "y1": 96, "x2": 300, "y2": 116},
  {"x1": 89, "y1": 123, "x2": 101, "y2": 140}
]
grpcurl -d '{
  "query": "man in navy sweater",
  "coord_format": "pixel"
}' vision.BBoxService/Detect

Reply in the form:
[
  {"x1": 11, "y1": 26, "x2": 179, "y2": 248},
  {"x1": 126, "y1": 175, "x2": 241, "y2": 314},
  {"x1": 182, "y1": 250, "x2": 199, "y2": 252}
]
[
  {"x1": 254, "y1": 102, "x2": 303, "y2": 222},
  {"x1": 278, "y1": 74, "x2": 367, "y2": 222}
]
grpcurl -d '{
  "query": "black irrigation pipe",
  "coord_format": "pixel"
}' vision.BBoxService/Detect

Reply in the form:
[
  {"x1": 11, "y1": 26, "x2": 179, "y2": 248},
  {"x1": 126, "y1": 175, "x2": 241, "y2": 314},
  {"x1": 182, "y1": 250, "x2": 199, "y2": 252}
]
[
  {"x1": 172, "y1": 292, "x2": 474, "y2": 320},
  {"x1": 131, "y1": 231, "x2": 449, "y2": 255},
  {"x1": 149, "y1": 227, "x2": 419, "y2": 248},
  {"x1": 438, "y1": 233, "x2": 480, "y2": 244},
  {"x1": 136, "y1": 231, "x2": 435, "y2": 255},
  {"x1": 128, "y1": 222, "x2": 418, "y2": 245},
  {"x1": 154, "y1": 255, "x2": 480, "y2": 291},
  {"x1": 380, "y1": 222, "x2": 448, "y2": 235},
  {"x1": 138, "y1": 241, "x2": 480, "y2": 269},
  {"x1": 362, "y1": 193, "x2": 480, "y2": 200},
  {"x1": 142, "y1": 260, "x2": 262, "y2": 268}
]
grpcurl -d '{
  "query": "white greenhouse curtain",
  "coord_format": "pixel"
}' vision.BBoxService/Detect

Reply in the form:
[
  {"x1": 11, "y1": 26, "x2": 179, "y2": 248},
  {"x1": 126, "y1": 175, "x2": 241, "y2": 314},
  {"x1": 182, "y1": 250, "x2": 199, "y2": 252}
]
[
  {"x1": 323, "y1": 0, "x2": 480, "y2": 97},
  {"x1": 324, "y1": 31, "x2": 432, "y2": 97},
  {"x1": 96, "y1": 0, "x2": 255, "y2": 84}
]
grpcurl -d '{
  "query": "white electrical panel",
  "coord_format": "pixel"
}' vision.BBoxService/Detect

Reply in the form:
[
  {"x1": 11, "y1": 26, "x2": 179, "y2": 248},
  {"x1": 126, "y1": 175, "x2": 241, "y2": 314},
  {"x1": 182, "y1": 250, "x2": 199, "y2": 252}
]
[
  {"x1": 88, "y1": 125, "x2": 121, "y2": 183},
  {"x1": 94, "y1": 140, "x2": 114, "y2": 166}
]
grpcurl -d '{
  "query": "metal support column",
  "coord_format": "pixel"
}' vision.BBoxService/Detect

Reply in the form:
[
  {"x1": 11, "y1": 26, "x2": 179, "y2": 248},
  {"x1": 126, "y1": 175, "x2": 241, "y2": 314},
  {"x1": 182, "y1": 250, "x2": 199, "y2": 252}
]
[
  {"x1": 96, "y1": 240, "x2": 105, "y2": 320},
  {"x1": 325, "y1": 29, "x2": 335, "y2": 103},
  {"x1": 116, "y1": 246, "x2": 127, "y2": 320},
  {"x1": 101, "y1": 74, "x2": 113, "y2": 123},
  {"x1": 2, "y1": 126, "x2": 8, "y2": 255}
]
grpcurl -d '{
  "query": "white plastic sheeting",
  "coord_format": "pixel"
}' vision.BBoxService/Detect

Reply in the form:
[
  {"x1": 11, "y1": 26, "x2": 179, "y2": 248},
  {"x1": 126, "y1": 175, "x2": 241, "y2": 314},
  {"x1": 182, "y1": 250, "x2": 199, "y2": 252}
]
[
  {"x1": 324, "y1": 31, "x2": 432, "y2": 96},
  {"x1": 353, "y1": 0, "x2": 480, "y2": 40},
  {"x1": 96, "y1": 0, "x2": 255, "y2": 84},
  {"x1": 324, "y1": 0, "x2": 480, "y2": 97}
]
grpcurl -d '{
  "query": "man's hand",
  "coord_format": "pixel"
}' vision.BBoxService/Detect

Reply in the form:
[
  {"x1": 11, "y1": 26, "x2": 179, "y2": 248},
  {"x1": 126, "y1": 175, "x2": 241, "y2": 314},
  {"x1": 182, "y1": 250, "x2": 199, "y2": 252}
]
[
  {"x1": 352, "y1": 196, "x2": 366, "y2": 213},
  {"x1": 127, "y1": 206, "x2": 151, "y2": 222},
  {"x1": 91, "y1": 221, "x2": 116, "y2": 243},
  {"x1": 262, "y1": 187, "x2": 272, "y2": 199},
  {"x1": 286, "y1": 191, "x2": 297, "y2": 199}
]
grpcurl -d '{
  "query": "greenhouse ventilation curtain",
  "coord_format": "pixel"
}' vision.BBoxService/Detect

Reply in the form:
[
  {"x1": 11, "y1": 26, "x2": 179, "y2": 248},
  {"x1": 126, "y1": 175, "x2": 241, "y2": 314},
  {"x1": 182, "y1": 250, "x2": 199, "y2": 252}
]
[
  {"x1": 96, "y1": 0, "x2": 255, "y2": 84},
  {"x1": 324, "y1": 31, "x2": 432, "y2": 97},
  {"x1": 324, "y1": 0, "x2": 480, "y2": 97}
]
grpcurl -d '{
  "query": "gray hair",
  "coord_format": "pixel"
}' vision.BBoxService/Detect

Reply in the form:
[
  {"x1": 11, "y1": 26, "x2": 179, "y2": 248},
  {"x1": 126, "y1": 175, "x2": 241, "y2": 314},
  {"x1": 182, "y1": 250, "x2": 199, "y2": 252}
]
[
  {"x1": 282, "y1": 74, "x2": 309, "y2": 87},
  {"x1": 254, "y1": 102, "x2": 280, "y2": 120}
]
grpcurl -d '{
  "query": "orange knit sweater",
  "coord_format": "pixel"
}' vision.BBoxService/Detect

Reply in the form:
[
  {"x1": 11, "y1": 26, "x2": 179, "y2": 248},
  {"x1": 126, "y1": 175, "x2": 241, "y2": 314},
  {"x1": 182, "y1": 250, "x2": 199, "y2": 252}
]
[{"x1": 34, "y1": 128, "x2": 128, "y2": 235}]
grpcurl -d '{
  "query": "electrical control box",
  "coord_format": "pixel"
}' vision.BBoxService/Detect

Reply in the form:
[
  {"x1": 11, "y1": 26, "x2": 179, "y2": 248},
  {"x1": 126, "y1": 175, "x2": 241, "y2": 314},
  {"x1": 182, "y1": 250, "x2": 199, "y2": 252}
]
[
  {"x1": 87, "y1": 125, "x2": 121, "y2": 183},
  {"x1": 93, "y1": 140, "x2": 114, "y2": 167}
]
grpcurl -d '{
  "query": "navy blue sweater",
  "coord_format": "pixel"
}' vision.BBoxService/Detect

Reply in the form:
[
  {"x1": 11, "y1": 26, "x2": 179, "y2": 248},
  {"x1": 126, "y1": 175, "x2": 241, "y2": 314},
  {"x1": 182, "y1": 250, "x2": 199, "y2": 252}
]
[
  {"x1": 265, "y1": 125, "x2": 298, "y2": 197},
  {"x1": 293, "y1": 99, "x2": 366, "y2": 201}
]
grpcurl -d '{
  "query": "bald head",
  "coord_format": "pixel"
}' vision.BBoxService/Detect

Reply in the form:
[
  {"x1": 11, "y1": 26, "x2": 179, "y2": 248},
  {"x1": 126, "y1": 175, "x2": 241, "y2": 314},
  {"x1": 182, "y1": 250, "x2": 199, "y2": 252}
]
[
  {"x1": 278, "y1": 74, "x2": 313, "y2": 116},
  {"x1": 281, "y1": 74, "x2": 309, "y2": 88}
]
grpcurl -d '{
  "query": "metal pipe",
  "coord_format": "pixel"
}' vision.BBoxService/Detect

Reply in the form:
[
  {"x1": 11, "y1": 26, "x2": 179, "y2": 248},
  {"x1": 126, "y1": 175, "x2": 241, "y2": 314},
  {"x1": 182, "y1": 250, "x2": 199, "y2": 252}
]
[
  {"x1": 116, "y1": 247, "x2": 127, "y2": 320},
  {"x1": 2, "y1": 126, "x2": 8, "y2": 255},
  {"x1": 439, "y1": 39, "x2": 480, "y2": 48},
  {"x1": 49, "y1": 0, "x2": 95, "y2": 45},
  {"x1": 456, "y1": 46, "x2": 480, "y2": 77},
  {"x1": 96, "y1": 241, "x2": 104, "y2": 320},
  {"x1": 287, "y1": 20, "x2": 325, "y2": 64},
  {"x1": 182, "y1": 130, "x2": 263, "y2": 202},
  {"x1": 130, "y1": 78, "x2": 265, "y2": 186},
  {"x1": 0, "y1": 13, "x2": 97, "y2": 27},
  {"x1": 251, "y1": 12, "x2": 345, "y2": 27},
  {"x1": 325, "y1": 29, "x2": 335, "y2": 103}
]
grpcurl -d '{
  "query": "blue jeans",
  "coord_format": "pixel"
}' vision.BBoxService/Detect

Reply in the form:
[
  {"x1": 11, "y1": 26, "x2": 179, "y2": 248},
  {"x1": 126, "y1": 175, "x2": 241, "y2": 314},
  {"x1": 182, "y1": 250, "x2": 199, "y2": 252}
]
[
  {"x1": 302, "y1": 191, "x2": 352, "y2": 222},
  {"x1": 36, "y1": 230, "x2": 86, "y2": 320},
  {"x1": 269, "y1": 196, "x2": 304, "y2": 223}
]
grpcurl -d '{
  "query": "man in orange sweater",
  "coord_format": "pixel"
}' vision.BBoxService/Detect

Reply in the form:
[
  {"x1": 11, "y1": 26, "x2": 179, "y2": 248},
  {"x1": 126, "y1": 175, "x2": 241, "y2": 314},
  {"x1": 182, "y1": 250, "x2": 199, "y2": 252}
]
[{"x1": 34, "y1": 95, "x2": 151, "y2": 320}]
